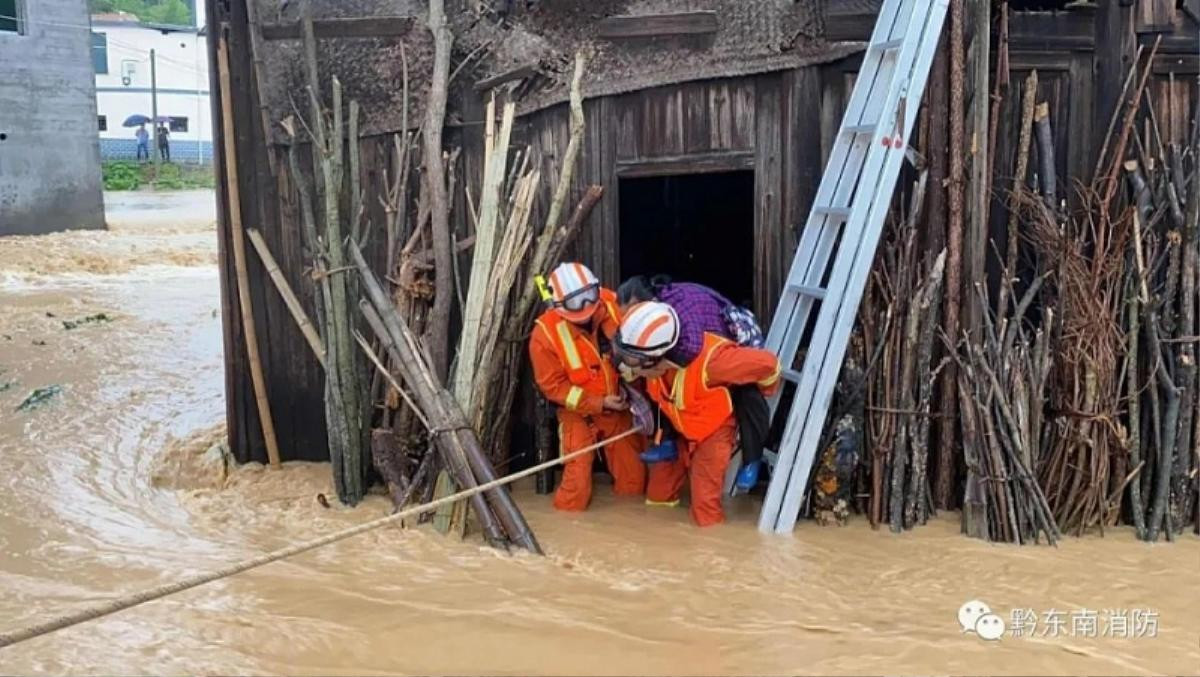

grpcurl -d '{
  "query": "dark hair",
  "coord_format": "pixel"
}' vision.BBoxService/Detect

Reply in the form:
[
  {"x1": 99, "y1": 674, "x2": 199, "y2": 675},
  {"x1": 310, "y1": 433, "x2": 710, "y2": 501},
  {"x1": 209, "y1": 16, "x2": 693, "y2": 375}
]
[{"x1": 617, "y1": 274, "x2": 673, "y2": 306}]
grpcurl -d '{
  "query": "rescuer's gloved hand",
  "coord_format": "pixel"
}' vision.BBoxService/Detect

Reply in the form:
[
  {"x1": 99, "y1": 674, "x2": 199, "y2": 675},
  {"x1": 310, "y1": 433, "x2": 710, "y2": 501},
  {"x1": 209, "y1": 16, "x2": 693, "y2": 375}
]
[{"x1": 640, "y1": 438, "x2": 678, "y2": 464}]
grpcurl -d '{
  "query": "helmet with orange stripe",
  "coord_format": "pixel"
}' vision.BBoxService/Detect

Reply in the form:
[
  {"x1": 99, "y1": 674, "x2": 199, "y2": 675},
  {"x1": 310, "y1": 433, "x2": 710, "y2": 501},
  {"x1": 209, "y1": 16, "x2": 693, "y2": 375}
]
[
  {"x1": 547, "y1": 262, "x2": 601, "y2": 324},
  {"x1": 615, "y1": 301, "x2": 679, "y2": 368}
]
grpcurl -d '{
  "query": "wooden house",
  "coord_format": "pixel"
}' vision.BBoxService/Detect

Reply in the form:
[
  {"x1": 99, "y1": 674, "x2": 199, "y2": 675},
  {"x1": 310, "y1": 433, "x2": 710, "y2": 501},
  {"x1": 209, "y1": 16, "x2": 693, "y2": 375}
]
[{"x1": 209, "y1": 0, "x2": 1198, "y2": 465}]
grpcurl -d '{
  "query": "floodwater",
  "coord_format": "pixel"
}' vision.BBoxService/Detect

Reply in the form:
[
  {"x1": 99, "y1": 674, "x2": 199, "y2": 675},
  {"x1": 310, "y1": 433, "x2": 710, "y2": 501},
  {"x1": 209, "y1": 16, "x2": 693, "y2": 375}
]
[{"x1": 0, "y1": 190, "x2": 1197, "y2": 676}]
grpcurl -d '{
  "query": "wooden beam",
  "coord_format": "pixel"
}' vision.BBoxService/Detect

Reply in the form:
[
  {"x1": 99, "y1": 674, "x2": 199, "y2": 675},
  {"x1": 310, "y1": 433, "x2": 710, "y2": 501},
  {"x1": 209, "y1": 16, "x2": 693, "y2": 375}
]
[
  {"x1": 1153, "y1": 53, "x2": 1200, "y2": 75},
  {"x1": 474, "y1": 63, "x2": 539, "y2": 91},
  {"x1": 597, "y1": 11, "x2": 718, "y2": 39},
  {"x1": 1136, "y1": 0, "x2": 1176, "y2": 34},
  {"x1": 261, "y1": 17, "x2": 415, "y2": 40},
  {"x1": 823, "y1": 0, "x2": 879, "y2": 41},
  {"x1": 1093, "y1": 0, "x2": 1135, "y2": 159},
  {"x1": 615, "y1": 151, "x2": 754, "y2": 177},
  {"x1": 1007, "y1": 12, "x2": 1094, "y2": 51},
  {"x1": 1184, "y1": 0, "x2": 1200, "y2": 23}
]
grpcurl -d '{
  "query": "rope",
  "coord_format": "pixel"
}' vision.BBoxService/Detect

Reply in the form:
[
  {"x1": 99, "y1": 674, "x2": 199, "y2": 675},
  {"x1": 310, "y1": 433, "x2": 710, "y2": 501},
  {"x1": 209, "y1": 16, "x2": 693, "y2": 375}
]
[{"x1": 0, "y1": 427, "x2": 639, "y2": 650}]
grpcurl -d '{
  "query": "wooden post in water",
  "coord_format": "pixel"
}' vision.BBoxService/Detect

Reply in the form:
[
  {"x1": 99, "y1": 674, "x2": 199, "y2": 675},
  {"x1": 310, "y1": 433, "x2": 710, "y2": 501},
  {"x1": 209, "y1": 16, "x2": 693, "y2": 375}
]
[{"x1": 216, "y1": 30, "x2": 282, "y2": 468}]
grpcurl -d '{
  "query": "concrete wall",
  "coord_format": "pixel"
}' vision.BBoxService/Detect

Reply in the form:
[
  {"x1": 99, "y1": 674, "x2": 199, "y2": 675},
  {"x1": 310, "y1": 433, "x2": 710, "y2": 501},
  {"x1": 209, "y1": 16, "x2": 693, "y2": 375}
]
[{"x1": 0, "y1": 0, "x2": 105, "y2": 236}]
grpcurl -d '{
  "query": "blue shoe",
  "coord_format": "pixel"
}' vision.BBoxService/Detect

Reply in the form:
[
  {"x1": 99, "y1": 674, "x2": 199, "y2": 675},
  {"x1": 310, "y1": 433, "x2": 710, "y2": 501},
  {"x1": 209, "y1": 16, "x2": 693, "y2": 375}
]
[
  {"x1": 735, "y1": 460, "x2": 760, "y2": 492},
  {"x1": 640, "y1": 439, "x2": 678, "y2": 464}
]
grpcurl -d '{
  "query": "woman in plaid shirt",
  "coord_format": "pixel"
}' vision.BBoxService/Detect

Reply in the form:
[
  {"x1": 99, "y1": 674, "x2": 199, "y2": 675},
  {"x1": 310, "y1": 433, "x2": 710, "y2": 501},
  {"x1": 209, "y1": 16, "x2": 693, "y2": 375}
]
[{"x1": 616, "y1": 275, "x2": 770, "y2": 493}]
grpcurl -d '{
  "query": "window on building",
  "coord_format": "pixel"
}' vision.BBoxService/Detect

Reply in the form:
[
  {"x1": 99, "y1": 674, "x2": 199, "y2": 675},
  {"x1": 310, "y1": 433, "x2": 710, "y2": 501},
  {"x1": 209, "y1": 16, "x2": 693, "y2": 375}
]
[
  {"x1": 168, "y1": 117, "x2": 188, "y2": 133},
  {"x1": 91, "y1": 32, "x2": 109, "y2": 74},
  {"x1": 97, "y1": 116, "x2": 107, "y2": 131},
  {"x1": 0, "y1": 0, "x2": 23, "y2": 34}
]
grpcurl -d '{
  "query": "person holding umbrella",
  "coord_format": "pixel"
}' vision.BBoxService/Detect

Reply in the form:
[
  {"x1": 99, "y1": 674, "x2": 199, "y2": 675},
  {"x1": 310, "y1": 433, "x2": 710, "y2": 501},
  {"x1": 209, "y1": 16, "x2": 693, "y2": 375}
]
[
  {"x1": 135, "y1": 124, "x2": 150, "y2": 162},
  {"x1": 124, "y1": 115, "x2": 154, "y2": 162},
  {"x1": 157, "y1": 123, "x2": 171, "y2": 162}
]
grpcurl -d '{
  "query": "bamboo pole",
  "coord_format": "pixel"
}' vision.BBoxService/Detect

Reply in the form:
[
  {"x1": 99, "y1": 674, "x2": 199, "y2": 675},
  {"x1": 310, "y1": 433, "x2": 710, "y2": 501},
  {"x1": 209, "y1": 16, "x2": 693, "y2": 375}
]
[
  {"x1": 512, "y1": 52, "x2": 588, "y2": 325},
  {"x1": 453, "y1": 100, "x2": 515, "y2": 406},
  {"x1": 217, "y1": 31, "x2": 281, "y2": 469},
  {"x1": 421, "y1": 0, "x2": 455, "y2": 381},
  {"x1": 998, "y1": 70, "x2": 1037, "y2": 325},
  {"x1": 351, "y1": 243, "x2": 542, "y2": 553},
  {"x1": 966, "y1": 0, "x2": 991, "y2": 336},
  {"x1": 939, "y1": 0, "x2": 967, "y2": 508},
  {"x1": 246, "y1": 228, "x2": 326, "y2": 368}
]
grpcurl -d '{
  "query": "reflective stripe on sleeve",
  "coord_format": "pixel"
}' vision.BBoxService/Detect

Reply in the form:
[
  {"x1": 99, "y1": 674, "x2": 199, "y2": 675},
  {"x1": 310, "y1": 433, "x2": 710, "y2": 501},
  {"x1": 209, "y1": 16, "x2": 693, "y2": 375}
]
[{"x1": 565, "y1": 386, "x2": 585, "y2": 411}]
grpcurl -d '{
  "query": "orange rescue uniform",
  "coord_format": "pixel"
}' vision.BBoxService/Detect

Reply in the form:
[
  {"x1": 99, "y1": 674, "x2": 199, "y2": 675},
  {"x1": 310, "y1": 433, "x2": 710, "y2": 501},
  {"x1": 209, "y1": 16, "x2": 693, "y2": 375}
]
[
  {"x1": 530, "y1": 289, "x2": 646, "y2": 511},
  {"x1": 644, "y1": 333, "x2": 781, "y2": 526}
]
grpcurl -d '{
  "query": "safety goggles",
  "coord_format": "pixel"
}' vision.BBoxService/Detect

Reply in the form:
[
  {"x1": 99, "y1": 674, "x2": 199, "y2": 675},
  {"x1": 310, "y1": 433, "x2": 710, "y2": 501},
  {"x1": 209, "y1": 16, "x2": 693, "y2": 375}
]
[
  {"x1": 556, "y1": 283, "x2": 600, "y2": 313},
  {"x1": 614, "y1": 341, "x2": 667, "y2": 370}
]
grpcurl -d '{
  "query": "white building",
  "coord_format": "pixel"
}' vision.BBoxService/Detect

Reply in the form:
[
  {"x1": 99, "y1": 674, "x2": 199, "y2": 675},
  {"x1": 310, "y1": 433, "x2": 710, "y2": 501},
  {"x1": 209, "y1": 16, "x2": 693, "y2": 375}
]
[{"x1": 91, "y1": 1, "x2": 211, "y2": 164}]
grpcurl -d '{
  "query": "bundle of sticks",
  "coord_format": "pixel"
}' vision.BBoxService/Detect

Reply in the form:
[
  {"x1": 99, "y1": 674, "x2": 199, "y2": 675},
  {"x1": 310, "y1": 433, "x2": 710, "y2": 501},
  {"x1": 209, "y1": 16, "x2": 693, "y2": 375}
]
[
  {"x1": 858, "y1": 161, "x2": 949, "y2": 532},
  {"x1": 359, "y1": 52, "x2": 598, "y2": 543},
  {"x1": 992, "y1": 42, "x2": 1196, "y2": 542},
  {"x1": 1114, "y1": 67, "x2": 1198, "y2": 543},
  {"x1": 955, "y1": 267, "x2": 1059, "y2": 545}
]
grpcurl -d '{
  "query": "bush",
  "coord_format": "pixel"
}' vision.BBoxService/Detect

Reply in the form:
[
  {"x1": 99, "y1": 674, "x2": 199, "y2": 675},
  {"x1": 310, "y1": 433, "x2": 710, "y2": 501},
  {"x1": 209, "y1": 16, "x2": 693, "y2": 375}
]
[
  {"x1": 102, "y1": 161, "x2": 142, "y2": 191},
  {"x1": 101, "y1": 161, "x2": 215, "y2": 191}
]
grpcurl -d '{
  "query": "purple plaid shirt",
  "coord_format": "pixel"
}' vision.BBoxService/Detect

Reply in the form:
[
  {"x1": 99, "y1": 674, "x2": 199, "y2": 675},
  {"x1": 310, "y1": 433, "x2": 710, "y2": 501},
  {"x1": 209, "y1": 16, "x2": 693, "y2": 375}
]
[{"x1": 656, "y1": 282, "x2": 731, "y2": 364}]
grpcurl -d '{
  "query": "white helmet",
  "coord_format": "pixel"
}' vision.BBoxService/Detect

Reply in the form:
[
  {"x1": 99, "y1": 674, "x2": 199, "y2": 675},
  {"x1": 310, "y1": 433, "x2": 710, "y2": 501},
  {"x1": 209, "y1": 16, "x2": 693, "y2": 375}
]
[
  {"x1": 617, "y1": 301, "x2": 679, "y2": 360},
  {"x1": 547, "y1": 262, "x2": 601, "y2": 323}
]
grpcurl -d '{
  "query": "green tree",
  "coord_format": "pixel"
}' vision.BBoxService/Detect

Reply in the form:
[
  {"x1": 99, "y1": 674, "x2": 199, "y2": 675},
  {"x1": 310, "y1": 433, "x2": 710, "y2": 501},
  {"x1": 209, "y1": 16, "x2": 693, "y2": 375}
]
[
  {"x1": 90, "y1": 0, "x2": 193, "y2": 25},
  {"x1": 143, "y1": 0, "x2": 191, "y2": 25}
]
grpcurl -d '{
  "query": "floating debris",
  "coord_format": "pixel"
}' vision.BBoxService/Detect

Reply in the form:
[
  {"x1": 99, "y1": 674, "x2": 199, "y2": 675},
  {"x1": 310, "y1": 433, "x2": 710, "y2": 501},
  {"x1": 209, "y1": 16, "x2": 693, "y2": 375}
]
[
  {"x1": 62, "y1": 313, "x2": 112, "y2": 331},
  {"x1": 31, "y1": 340, "x2": 47, "y2": 347},
  {"x1": 16, "y1": 385, "x2": 63, "y2": 412},
  {"x1": 0, "y1": 381, "x2": 16, "y2": 393}
]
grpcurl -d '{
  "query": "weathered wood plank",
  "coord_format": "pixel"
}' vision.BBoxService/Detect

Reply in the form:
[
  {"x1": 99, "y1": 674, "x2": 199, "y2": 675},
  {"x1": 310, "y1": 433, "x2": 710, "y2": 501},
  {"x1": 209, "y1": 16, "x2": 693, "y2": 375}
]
[
  {"x1": 729, "y1": 82, "x2": 756, "y2": 150},
  {"x1": 596, "y1": 96, "x2": 618, "y2": 282},
  {"x1": 683, "y1": 83, "x2": 711, "y2": 154},
  {"x1": 754, "y1": 73, "x2": 781, "y2": 320},
  {"x1": 1094, "y1": 1, "x2": 1136, "y2": 157},
  {"x1": 785, "y1": 66, "x2": 824, "y2": 308},
  {"x1": 823, "y1": 0, "x2": 878, "y2": 41},
  {"x1": 611, "y1": 94, "x2": 640, "y2": 160},
  {"x1": 1136, "y1": 0, "x2": 1176, "y2": 34},
  {"x1": 260, "y1": 17, "x2": 415, "y2": 40},
  {"x1": 615, "y1": 150, "x2": 755, "y2": 177},
  {"x1": 1153, "y1": 53, "x2": 1200, "y2": 74},
  {"x1": 1008, "y1": 12, "x2": 1093, "y2": 51},
  {"x1": 475, "y1": 63, "x2": 540, "y2": 92},
  {"x1": 597, "y1": 11, "x2": 717, "y2": 39}
]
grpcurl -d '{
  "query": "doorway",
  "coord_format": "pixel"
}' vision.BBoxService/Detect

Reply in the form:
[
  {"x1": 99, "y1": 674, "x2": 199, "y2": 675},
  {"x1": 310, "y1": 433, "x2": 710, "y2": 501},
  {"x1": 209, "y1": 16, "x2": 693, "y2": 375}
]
[{"x1": 618, "y1": 170, "x2": 755, "y2": 307}]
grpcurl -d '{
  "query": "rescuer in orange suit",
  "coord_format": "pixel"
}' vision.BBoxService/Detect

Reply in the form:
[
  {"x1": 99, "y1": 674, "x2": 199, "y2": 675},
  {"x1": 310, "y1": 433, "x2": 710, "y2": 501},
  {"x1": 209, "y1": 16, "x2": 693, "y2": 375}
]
[
  {"x1": 529, "y1": 262, "x2": 647, "y2": 511},
  {"x1": 615, "y1": 301, "x2": 781, "y2": 527}
]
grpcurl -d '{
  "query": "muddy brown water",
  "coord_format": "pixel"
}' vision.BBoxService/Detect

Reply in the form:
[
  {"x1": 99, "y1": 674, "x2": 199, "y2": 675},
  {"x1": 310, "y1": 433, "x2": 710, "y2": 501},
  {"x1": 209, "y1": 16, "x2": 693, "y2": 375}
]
[{"x1": 0, "y1": 195, "x2": 1197, "y2": 675}]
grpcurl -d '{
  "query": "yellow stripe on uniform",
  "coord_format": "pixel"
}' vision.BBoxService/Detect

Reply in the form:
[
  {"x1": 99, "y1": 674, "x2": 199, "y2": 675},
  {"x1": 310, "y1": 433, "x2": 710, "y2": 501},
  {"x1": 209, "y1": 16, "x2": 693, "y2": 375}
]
[
  {"x1": 565, "y1": 386, "x2": 585, "y2": 411},
  {"x1": 672, "y1": 369, "x2": 687, "y2": 411},
  {"x1": 554, "y1": 322, "x2": 583, "y2": 371},
  {"x1": 758, "y1": 361, "x2": 782, "y2": 388}
]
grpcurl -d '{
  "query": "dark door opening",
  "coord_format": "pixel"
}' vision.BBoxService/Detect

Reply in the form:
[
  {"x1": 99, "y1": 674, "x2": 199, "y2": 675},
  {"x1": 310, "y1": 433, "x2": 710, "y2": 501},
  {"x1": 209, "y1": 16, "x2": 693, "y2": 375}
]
[{"x1": 618, "y1": 171, "x2": 755, "y2": 307}]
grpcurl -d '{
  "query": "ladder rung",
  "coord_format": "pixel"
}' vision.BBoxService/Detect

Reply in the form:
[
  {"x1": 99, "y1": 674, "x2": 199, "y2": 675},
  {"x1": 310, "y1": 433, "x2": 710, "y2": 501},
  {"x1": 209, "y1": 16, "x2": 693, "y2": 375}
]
[
  {"x1": 843, "y1": 123, "x2": 878, "y2": 136},
  {"x1": 871, "y1": 37, "x2": 904, "y2": 51},
  {"x1": 763, "y1": 448, "x2": 779, "y2": 468},
  {"x1": 787, "y1": 283, "x2": 827, "y2": 300},
  {"x1": 782, "y1": 368, "x2": 802, "y2": 383},
  {"x1": 813, "y1": 206, "x2": 853, "y2": 221}
]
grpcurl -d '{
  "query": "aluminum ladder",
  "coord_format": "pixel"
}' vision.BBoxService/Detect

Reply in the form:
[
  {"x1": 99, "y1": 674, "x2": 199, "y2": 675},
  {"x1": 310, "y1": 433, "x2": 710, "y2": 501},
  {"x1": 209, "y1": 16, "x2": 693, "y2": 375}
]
[{"x1": 757, "y1": 0, "x2": 950, "y2": 534}]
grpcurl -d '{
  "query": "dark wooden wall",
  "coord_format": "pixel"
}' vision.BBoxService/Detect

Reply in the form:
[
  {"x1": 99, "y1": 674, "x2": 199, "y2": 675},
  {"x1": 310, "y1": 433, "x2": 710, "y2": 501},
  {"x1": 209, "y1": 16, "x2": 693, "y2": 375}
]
[
  {"x1": 214, "y1": 0, "x2": 1198, "y2": 465},
  {"x1": 468, "y1": 72, "x2": 824, "y2": 323}
]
